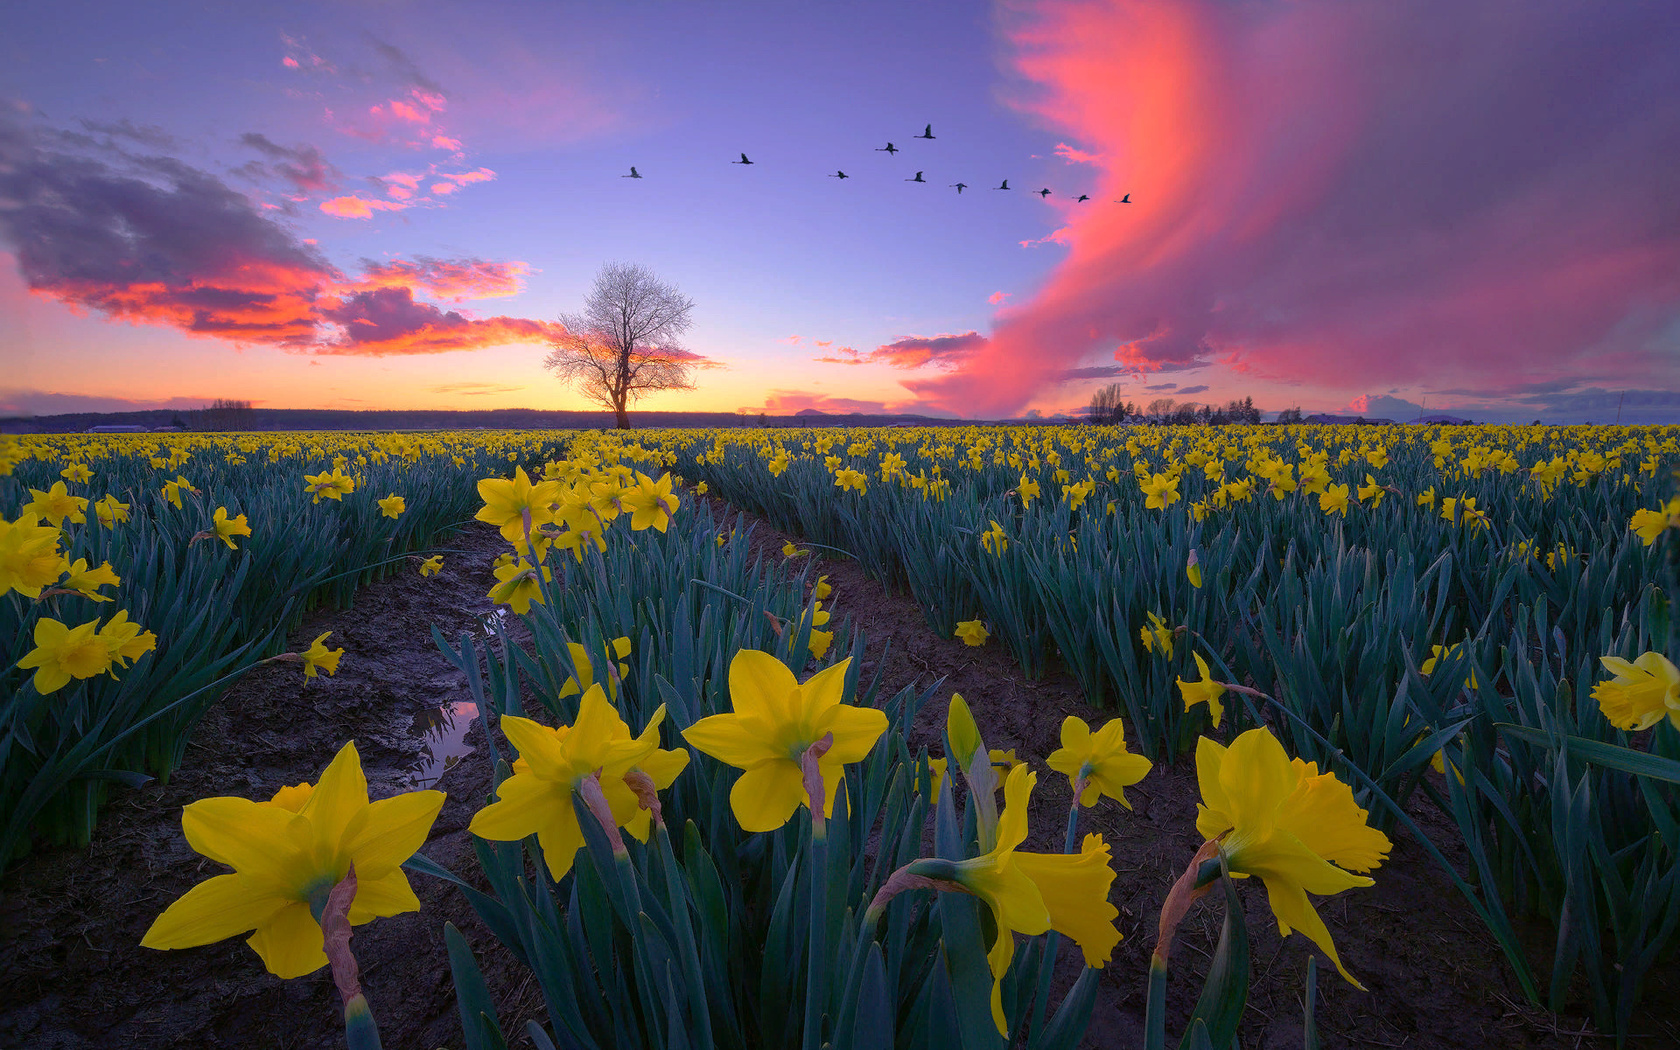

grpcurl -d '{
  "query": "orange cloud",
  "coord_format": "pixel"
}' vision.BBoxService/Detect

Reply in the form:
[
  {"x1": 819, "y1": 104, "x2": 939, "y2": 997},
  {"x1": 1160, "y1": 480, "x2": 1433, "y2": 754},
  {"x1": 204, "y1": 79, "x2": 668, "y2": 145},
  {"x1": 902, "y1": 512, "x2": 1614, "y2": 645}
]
[
  {"x1": 1054, "y1": 142, "x2": 1102, "y2": 164},
  {"x1": 355, "y1": 257, "x2": 531, "y2": 300},
  {"x1": 319, "y1": 195, "x2": 407, "y2": 219}
]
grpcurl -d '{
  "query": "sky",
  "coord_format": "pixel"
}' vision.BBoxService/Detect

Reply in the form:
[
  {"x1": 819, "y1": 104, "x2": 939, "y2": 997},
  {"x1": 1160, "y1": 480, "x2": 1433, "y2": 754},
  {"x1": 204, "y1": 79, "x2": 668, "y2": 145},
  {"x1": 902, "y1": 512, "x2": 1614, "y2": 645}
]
[{"x1": 2, "y1": 0, "x2": 1678, "y2": 424}]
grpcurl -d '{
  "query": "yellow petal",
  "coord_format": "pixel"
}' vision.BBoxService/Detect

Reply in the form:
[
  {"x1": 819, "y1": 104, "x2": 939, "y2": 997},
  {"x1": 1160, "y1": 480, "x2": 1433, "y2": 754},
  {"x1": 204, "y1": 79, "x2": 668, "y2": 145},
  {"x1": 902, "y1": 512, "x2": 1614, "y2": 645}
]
[
  {"x1": 534, "y1": 803, "x2": 586, "y2": 881},
  {"x1": 815, "y1": 702, "x2": 888, "y2": 765},
  {"x1": 468, "y1": 772, "x2": 554, "y2": 841},
  {"x1": 1275, "y1": 774, "x2": 1392, "y2": 874},
  {"x1": 729, "y1": 760, "x2": 806, "y2": 833},
  {"x1": 728, "y1": 649, "x2": 800, "y2": 723},
  {"x1": 344, "y1": 790, "x2": 445, "y2": 879},
  {"x1": 1014, "y1": 838, "x2": 1121, "y2": 966},
  {"x1": 347, "y1": 868, "x2": 422, "y2": 924},
  {"x1": 141, "y1": 873, "x2": 286, "y2": 950},
  {"x1": 682, "y1": 712, "x2": 781, "y2": 769},
  {"x1": 796, "y1": 657, "x2": 853, "y2": 720},
  {"x1": 181, "y1": 797, "x2": 309, "y2": 886},
  {"x1": 300, "y1": 741, "x2": 369, "y2": 846},
  {"x1": 246, "y1": 901, "x2": 328, "y2": 979},
  {"x1": 500, "y1": 715, "x2": 570, "y2": 778},
  {"x1": 1258, "y1": 873, "x2": 1363, "y2": 989},
  {"x1": 994, "y1": 765, "x2": 1036, "y2": 854}
]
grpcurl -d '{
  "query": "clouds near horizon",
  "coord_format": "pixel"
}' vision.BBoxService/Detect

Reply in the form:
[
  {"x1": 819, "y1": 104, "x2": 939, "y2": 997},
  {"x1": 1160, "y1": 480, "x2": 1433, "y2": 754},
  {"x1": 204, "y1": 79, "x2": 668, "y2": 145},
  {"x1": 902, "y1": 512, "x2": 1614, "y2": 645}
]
[{"x1": 906, "y1": 0, "x2": 1680, "y2": 417}]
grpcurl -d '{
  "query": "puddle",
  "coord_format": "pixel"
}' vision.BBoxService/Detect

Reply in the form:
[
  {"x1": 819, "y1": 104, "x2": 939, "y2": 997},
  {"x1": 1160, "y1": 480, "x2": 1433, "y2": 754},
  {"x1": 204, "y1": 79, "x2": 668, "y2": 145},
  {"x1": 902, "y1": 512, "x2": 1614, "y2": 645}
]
[{"x1": 406, "y1": 698, "x2": 479, "y2": 789}]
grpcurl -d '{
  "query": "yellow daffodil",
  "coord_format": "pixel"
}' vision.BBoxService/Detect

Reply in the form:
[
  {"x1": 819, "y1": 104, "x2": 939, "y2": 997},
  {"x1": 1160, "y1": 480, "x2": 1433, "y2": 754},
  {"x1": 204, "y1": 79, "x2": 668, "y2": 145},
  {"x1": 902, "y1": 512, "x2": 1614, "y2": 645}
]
[
  {"x1": 1591, "y1": 651, "x2": 1680, "y2": 731},
  {"x1": 488, "y1": 558, "x2": 547, "y2": 615},
  {"x1": 475, "y1": 466, "x2": 558, "y2": 542},
  {"x1": 981, "y1": 520, "x2": 1009, "y2": 557},
  {"x1": 1140, "y1": 472, "x2": 1180, "y2": 510},
  {"x1": 1629, "y1": 497, "x2": 1680, "y2": 545},
  {"x1": 471, "y1": 686, "x2": 662, "y2": 878},
  {"x1": 682, "y1": 650, "x2": 887, "y2": 832},
  {"x1": 17, "y1": 616, "x2": 114, "y2": 693},
  {"x1": 24, "y1": 481, "x2": 89, "y2": 526},
  {"x1": 302, "y1": 470, "x2": 355, "y2": 504},
  {"x1": 814, "y1": 574, "x2": 833, "y2": 600},
  {"x1": 1194, "y1": 728, "x2": 1391, "y2": 987},
  {"x1": 834, "y1": 467, "x2": 868, "y2": 493},
  {"x1": 61, "y1": 462, "x2": 93, "y2": 484},
  {"x1": 622, "y1": 472, "x2": 680, "y2": 531},
  {"x1": 1417, "y1": 486, "x2": 1435, "y2": 508},
  {"x1": 57, "y1": 558, "x2": 121, "y2": 601},
  {"x1": 1018, "y1": 474, "x2": 1041, "y2": 507},
  {"x1": 955, "y1": 618, "x2": 990, "y2": 647},
  {"x1": 1177, "y1": 651, "x2": 1226, "y2": 727},
  {"x1": 378, "y1": 494, "x2": 406, "y2": 519},
  {"x1": 94, "y1": 495, "x2": 130, "y2": 527},
  {"x1": 1140, "y1": 611, "x2": 1174, "y2": 658},
  {"x1": 1356, "y1": 474, "x2": 1384, "y2": 508},
  {"x1": 695, "y1": 480, "x2": 708, "y2": 495},
  {"x1": 418, "y1": 555, "x2": 443, "y2": 577},
  {"x1": 210, "y1": 507, "x2": 252, "y2": 550},
  {"x1": 783, "y1": 540, "x2": 809, "y2": 557},
  {"x1": 1046, "y1": 715, "x2": 1153, "y2": 808},
  {"x1": 1319, "y1": 483, "x2": 1350, "y2": 516},
  {"x1": 99, "y1": 610, "x2": 157, "y2": 668},
  {"x1": 559, "y1": 637, "x2": 633, "y2": 700},
  {"x1": 301, "y1": 632, "x2": 343, "y2": 678},
  {"x1": 142, "y1": 741, "x2": 444, "y2": 978}
]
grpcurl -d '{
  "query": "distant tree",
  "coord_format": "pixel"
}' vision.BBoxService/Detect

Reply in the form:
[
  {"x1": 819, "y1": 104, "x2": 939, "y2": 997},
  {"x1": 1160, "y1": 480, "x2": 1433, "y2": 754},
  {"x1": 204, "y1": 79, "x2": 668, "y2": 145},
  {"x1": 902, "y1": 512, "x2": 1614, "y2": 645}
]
[
  {"x1": 1276, "y1": 406, "x2": 1303, "y2": 424},
  {"x1": 1169, "y1": 403, "x2": 1199, "y2": 425},
  {"x1": 198, "y1": 398, "x2": 254, "y2": 432},
  {"x1": 1088, "y1": 383, "x2": 1130, "y2": 425},
  {"x1": 544, "y1": 262, "x2": 700, "y2": 429},
  {"x1": 1145, "y1": 398, "x2": 1177, "y2": 424}
]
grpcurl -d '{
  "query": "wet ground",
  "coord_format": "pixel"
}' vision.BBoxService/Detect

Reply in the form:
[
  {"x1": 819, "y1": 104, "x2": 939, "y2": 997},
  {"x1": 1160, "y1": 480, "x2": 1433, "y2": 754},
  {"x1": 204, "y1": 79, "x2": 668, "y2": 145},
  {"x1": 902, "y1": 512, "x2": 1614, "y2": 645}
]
[{"x1": 2, "y1": 504, "x2": 1674, "y2": 1049}]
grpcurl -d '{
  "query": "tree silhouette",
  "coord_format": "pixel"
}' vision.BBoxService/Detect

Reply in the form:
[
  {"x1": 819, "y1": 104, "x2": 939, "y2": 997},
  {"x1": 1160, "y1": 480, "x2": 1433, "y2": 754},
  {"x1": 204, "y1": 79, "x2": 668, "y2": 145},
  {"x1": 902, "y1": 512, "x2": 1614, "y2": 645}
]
[{"x1": 544, "y1": 262, "x2": 702, "y2": 429}]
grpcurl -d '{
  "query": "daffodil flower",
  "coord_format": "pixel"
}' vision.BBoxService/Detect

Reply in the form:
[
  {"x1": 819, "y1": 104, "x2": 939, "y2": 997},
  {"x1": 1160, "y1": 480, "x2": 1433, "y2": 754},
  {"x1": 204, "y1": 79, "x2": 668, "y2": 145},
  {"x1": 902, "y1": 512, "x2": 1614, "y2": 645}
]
[
  {"x1": 303, "y1": 470, "x2": 355, "y2": 504},
  {"x1": 783, "y1": 540, "x2": 809, "y2": 558},
  {"x1": 955, "y1": 618, "x2": 990, "y2": 647},
  {"x1": 17, "y1": 616, "x2": 114, "y2": 693},
  {"x1": 1, "y1": 514, "x2": 68, "y2": 599},
  {"x1": 470, "y1": 685, "x2": 664, "y2": 879},
  {"x1": 1140, "y1": 611, "x2": 1174, "y2": 658},
  {"x1": 57, "y1": 558, "x2": 121, "y2": 601},
  {"x1": 94, "y1": 495, "x2": 130, "y2": 527},
  {"x1": 1193, "y1": 728, "x2": 1391, "y2": 987},
  {"x1": 301, "y1": 632, "x2": 344, "y2": 678},
  {"x1": 418, "y1": 555, "x2": 444, "y2": 577},
  {"x1": 141, "y1": 741, "x2": 444, "y2": 978},
  {"x1": 1046, "y1": 715, "x2": 1153, "y2": 808},
  {"x1": 1177, "y1": 651, "x2": 1226, "y2": 727},
  {"x1": 682, "y1": 650, "x2": 886, "y2": 833},
  {"x1": 621, "y1": 472, "x2": 680, "y2": 531},
  {"x1": 211, "y1": 507, "x2": 252, "y2": 549},
  {"x1": 378, "y1": 494, "x2": 406, "y2": 519},
  {"x1": 1319, "y1": 482, "x2": 1351, "y2": 516},
  {"x1": 488, "y1": 558, "x2": 547, "y2": 615},
  {"x1": 99, "y1": 610, "x2": 157, "y2": 668},
  {"x1": 558, "y1": 638, "x2": 632, "y2": 700},
  {"x1": 24, "y1": 481, "x2": 88, "y2": 526},
  {"x1": 1591, "y1": 651, "x2": 1680, "y2": 731}
]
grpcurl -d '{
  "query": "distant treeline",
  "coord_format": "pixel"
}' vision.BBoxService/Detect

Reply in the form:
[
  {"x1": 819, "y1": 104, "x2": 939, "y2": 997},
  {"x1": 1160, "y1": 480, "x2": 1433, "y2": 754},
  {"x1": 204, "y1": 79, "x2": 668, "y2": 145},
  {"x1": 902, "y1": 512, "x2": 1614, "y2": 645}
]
[
  {"x1": 0, "y1": 405, "x2": 985, "y2": 434},
  {"x1": 1089, "y1": 385, "x2": 1268, "y2": 425}
]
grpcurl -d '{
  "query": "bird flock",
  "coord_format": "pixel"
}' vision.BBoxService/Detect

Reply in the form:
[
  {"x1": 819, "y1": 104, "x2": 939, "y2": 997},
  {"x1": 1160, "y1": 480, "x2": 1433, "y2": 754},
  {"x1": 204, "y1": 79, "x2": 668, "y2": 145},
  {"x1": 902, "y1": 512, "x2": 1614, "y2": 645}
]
[{"x1": 622, "y1": 123, "x2": 1133, "y2": 204}]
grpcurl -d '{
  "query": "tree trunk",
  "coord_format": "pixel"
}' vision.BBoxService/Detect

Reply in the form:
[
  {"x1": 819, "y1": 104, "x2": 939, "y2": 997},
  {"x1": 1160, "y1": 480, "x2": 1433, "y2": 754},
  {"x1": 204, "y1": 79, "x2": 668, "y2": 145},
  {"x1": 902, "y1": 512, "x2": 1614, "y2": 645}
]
[{"x1": 614, "y1": 399, "x2": 630, "y2": 429}]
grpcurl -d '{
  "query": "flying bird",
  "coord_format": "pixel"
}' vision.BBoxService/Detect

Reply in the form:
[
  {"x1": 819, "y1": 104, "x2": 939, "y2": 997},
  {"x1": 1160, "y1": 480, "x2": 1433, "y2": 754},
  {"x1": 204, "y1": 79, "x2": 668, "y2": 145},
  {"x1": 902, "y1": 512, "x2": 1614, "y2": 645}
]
[
  {"x1": 829, "y1": 170, "x2": 849, "y2": 179},
  {"x1": 733, "y1": 153, "x2": 753, "y2": 165},
  {"x1": 1115, "y1": 193, "x2": 1131, "y2": 203},
  {"x1": 875, "y1": 142, "x2": 899, "y2": 155},
  {"x1": 950, "y1": 182, "x2": 968, "y2": 194},
  {"x1": 622, "y1": 166, "x2": 642, "y2": 178},
  {"x1": 916, "y1": 124, "x2": 935, "y2": 139},
  {"x1": 994, "y1": 179, "x2": 1010, "y2": 190},
  {"x1": 1075, "y1": 194, "x2": 1091, "y2": 202},
  {"x1": 1036, "y1": 187, "x2": 1051, "y2": 198},
  {"x1": 906, "y1": 171, "x2": 926, "y2": 182}
]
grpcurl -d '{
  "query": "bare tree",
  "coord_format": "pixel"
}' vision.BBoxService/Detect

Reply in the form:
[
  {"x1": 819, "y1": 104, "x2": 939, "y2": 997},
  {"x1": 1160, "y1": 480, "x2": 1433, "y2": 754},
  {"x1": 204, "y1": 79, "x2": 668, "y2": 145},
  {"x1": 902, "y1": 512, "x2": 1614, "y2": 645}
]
[
  {"x1": 544, "y1": 262, "x2": 700, "y2": 429},
  {"x1": 1087, "y1": 383, "x2": 1132, "y2": 425}
]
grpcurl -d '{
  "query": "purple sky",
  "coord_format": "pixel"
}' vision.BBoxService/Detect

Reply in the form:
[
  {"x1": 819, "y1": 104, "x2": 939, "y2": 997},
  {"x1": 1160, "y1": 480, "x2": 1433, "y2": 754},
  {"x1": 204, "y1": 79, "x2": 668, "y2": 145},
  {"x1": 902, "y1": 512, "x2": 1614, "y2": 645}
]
[{"x1": 2, "y1": 0, "x2": 1677, "y2": 422}]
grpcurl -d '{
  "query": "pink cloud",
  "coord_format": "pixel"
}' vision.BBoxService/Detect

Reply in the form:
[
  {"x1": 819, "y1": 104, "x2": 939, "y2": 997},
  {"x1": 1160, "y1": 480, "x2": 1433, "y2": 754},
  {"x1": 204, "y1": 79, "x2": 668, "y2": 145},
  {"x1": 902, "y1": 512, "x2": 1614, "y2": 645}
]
[
  {"x1": 431, "y1": 135, "x2": 463, "y2": 151},
  {"x1": 319, "y1": 195, "x2": 408, "y2": 219},
  {"x1": 1054, "y1": 142, "x2": 1101, "y2": 164},
  {"x1": 282, "y1": 56, "x2": 300, "y2": 69},
  {"x1": 906, "y1": 0, "x2": 1680, "y2": 417},
  {"x1": 988, "y1": 291, "x2": 1012, "y2": 305},
  {"x1": 380, "y1": 171, "x2": 423, "y2": 199},
  {"x1": 355, "y1": 257, "x2": 531, "y2": 300},
  {"x1": 778, "y1": 334, "x2": 803, "y2": 346}
]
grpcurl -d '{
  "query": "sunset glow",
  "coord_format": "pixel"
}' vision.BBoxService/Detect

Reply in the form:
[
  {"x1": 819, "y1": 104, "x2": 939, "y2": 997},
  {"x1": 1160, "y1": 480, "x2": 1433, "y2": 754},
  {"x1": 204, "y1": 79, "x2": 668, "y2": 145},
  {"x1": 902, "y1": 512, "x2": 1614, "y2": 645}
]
[{"x1": 3, "y1": 0, "x2": 1677, "y2": 422}]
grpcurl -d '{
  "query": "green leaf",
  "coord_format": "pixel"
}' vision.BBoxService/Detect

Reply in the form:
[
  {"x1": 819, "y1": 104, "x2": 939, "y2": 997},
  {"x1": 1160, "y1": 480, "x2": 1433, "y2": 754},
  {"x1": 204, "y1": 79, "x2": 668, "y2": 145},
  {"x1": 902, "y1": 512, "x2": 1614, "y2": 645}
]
[
  {"x1": 445, "y1": 921, "x2": 507, "y2": 1050},
  {"x1": 1497, "y1": 723, "x2": 1680, "y2": 784}
]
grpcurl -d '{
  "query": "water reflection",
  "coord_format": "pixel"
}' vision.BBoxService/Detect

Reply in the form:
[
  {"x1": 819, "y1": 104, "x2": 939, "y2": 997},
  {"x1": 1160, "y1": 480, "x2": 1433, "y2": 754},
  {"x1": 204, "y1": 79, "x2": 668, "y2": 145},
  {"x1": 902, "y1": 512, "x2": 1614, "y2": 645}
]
[{"x1": 408, "y1": 698, "x2": 478, "y2": 789}]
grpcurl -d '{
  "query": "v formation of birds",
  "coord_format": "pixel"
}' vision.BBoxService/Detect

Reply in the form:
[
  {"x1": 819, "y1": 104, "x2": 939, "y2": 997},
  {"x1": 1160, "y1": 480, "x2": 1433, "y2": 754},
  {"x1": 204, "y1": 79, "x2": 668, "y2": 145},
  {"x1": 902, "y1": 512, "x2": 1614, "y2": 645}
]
[{"x1": 623, "y1": 124, "x2": 1133, "y2": 204}]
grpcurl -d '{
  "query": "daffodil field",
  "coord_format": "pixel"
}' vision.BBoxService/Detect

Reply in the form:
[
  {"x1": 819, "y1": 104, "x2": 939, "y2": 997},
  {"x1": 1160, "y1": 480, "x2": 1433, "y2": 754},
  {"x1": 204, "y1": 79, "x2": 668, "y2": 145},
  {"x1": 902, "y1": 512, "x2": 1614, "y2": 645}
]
[{"x1": 5, "y1": 422, "x2": 1679, "y2": 1048}]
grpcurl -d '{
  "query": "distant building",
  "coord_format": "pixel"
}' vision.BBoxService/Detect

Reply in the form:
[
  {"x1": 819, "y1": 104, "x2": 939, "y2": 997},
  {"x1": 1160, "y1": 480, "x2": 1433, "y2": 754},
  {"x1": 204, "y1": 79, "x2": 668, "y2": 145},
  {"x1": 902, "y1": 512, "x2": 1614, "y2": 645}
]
[
  {"x1": 1301, "y1": 414, "x2": 1394, "y2": 425},
  {"x1": 86, "y1": 424, "x2": 151, "y2": 433}
]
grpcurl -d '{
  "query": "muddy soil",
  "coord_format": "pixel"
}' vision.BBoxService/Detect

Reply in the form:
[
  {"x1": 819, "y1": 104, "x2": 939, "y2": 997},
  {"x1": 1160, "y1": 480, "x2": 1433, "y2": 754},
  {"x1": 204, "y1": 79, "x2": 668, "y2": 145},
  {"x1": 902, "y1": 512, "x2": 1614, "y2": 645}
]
[
  {"x1": 3, "y1": 500, "x2": 1675, "y2": 1050},
  {"x1": 0, "y1": 522, "x2": 543, "y2": 1050}
]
